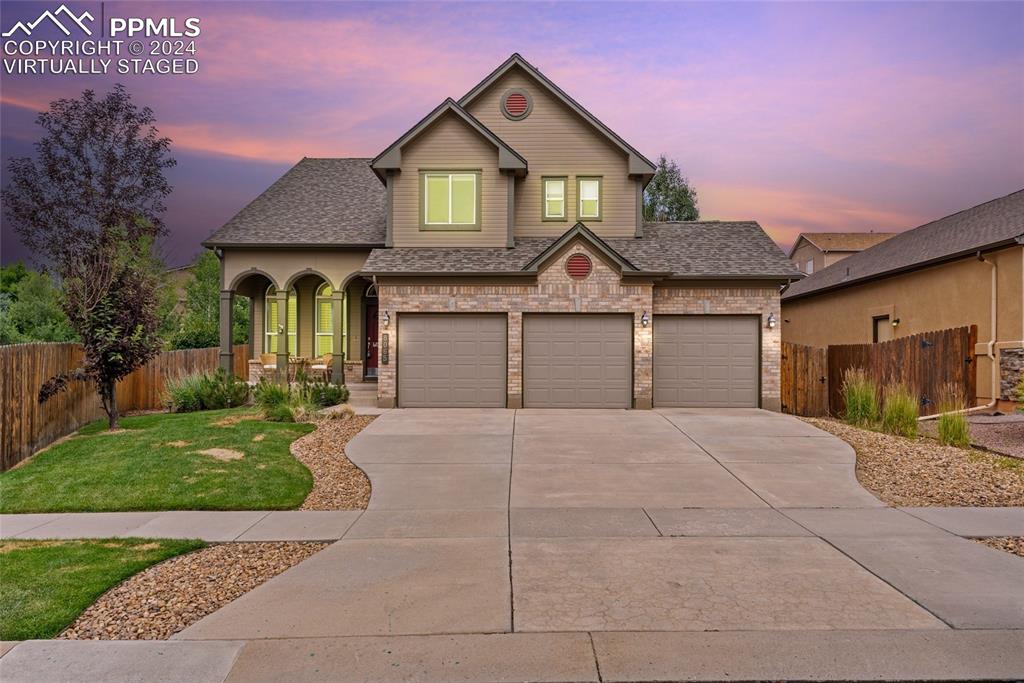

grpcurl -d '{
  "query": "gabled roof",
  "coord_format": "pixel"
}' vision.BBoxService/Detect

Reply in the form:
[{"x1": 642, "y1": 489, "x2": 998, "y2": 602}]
[
  {"x1": 783, "y1": 189, "x2": 1024, "y2": 301},
  {"x1": 458, "y1": 54, "x2": 657, "y2": 177},
  {"x1": 371, "y1": 98, "x2": 527, "y2": 180},
  {"x1": 523, "y1": 222, "x2": 639, "y2": 273},
  {"x1": 788, "y1": 232, "x2": 896, "y2": 258},
  {"x1": 361, "y1": 221, "x2": 802, "y2": 281},
  {"x1": 204, "y1": 158, "x2": 385, "y2": 248}
]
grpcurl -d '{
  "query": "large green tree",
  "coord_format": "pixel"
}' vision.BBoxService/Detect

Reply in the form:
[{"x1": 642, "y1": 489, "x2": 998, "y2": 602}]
[
  {"x1": 170, "y1": 250, "x2": 249, "y2": 349},
  {"x1": 643, "y1": 155, "x2": 699, "y2": 222},
  {"x1": 3, "y1": 85, "x2": 176, "y2": 429},
  {"x1": 0, "y1": 265, "x2": 76, "y2": 344}
]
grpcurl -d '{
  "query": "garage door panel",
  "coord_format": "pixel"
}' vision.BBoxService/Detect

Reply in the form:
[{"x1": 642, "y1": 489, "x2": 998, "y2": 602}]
[
  {"x1": 398, "y1": 314, "x2": 506, "y2": 408},
  {"x1": 654, "y1": 315, "x2": 759, "y2": 408},
  {"x1": 523, "y1": 314, "x2": 631, "y2": 409}
]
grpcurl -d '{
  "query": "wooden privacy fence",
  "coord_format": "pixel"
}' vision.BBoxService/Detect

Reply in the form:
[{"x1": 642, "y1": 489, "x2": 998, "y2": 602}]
[
  {"x1": 782, "y1": 326, "x2": 977, "y2": 419},
  {"x1": 0, "y1": 343, "x2": 248, "y2": 471},
  {"x1": 781, "y1": 342, "x2": 829, "y2": 417}
]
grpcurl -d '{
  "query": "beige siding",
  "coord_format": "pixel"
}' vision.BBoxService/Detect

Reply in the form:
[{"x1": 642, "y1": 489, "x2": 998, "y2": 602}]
[
  {"x1": 392, "y1": 113, "x2": 507, "y2": 247},
  {"x1": 466, "y1": 69, "x2": 636, "y2": 238},
  {"x1": 790, "y1": 242, "x2": 822, "y2": 274}
]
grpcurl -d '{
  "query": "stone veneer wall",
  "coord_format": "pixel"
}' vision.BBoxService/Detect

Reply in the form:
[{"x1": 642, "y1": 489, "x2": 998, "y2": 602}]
[
  {"x1": 377, "y1": 241, "x2": 782, "y2": 410},
  {"x1": 999, "y1": 348, "x2": 1024, "y2": 400},
  {"x1": 652, "y1": 286, "x2": 782, "y2": 411}
]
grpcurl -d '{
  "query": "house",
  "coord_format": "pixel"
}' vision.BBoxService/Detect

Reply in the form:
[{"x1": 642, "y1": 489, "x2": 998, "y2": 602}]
[
  {"x1": 789, "y1": 232, "x2": 896, "y2": 275},
  {"x1": 204, "y1": 54, "x2": 800, "y2": 410},
  {"x1": 782, "y1": 190, "x2": 1024, "y2": 409}
]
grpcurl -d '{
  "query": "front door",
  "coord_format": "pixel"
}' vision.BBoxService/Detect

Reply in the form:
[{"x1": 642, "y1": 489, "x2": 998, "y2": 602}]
[{"x1": 365, "y1": 303, "x2": 379, "y2": 378}]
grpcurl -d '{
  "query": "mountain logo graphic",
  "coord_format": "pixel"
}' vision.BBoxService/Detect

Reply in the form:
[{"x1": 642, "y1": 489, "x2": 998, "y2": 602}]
[{"x1": 3, "y1": 4, "x2": 94, "y2": 37}]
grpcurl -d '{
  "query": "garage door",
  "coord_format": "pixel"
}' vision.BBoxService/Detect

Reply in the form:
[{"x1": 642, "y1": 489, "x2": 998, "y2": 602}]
[
  {"x1": 398, "y1": 314, "x2": 506, "y2": 408},
  {"x1": 653, "y1": 315, "x2": 759, "y2": 407},
  {"x1": 523, "y1": 314, "x2": 631, "y2": 408}
]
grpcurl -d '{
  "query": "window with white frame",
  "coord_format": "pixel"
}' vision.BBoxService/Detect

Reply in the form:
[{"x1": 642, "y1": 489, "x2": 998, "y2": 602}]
[
  {"x1": 805, "y1": 259, "x2": 814, "y2": 274},
  {"x1": 577, "y1": 177, "x2": 602, "y2": 220},
  {"x1": 315, "y1": 283, "x2": 333, "y2": 357},
  {"x1": 265, "y1": 286, "x2": 297, "y2": 355},
  {"x1": 543, "y1": 177, "x2": 566, "y2": 220},
  {"x1": 422, "y1": 172, "x2": 478, "y2": 228}
]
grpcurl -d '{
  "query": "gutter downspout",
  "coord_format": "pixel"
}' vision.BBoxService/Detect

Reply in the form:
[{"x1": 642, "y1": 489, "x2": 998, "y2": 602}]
[{"x1": 920, "y1": 250, "x2": 998, "y2": 420}]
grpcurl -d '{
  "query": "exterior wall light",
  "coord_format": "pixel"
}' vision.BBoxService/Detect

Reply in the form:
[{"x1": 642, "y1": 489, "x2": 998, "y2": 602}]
[
  {"x1": 892, "y1": 317, "x2": 900, "y2": 328},
  {"x1": 767, "y1": 313, "x2": 777, "y2": 329},
  {"x1": 383, "y1": 310, "x2": 391, "y2": 327},
  {"x1": 641, "y1": 311, "x2": 650, "y2": 327}
]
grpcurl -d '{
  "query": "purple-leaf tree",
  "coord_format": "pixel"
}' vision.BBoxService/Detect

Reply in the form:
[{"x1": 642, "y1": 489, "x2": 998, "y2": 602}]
[{"x1": 3, "y1": 85, "x2": 176, "y2": 429}]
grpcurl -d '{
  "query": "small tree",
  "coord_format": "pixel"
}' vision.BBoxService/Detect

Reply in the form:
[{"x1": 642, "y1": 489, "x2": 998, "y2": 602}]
[
  {"x1": 0, "y1": 266, "x2": 76, "y2": 344},
  {"x1": 170, "y1": 250, "x2": 249, "y2": 349},
  {"x1": 3, "y1": 85, "x2": 176, "y2": 429},
  {"x1": 643, "y1": 155, "x2": 699, "y2": 222}
]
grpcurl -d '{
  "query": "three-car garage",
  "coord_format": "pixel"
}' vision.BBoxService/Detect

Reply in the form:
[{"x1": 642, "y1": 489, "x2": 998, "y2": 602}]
[{"x1": 395, "y1": 313, "x2": 760, "y2": 409}]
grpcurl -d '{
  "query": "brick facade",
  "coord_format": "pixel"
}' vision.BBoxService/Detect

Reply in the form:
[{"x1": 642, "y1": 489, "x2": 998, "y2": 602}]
[{"x1": 377, "y1": 240, "x2": 782, "y2": 410}]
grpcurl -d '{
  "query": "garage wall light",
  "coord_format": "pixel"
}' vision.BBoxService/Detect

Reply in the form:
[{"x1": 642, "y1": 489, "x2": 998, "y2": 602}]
[
  {"x1": 766, "y1": 313, "x2": 777, "y2": 329},
  {"x1": 892, "y1": 317, "x2": 900, "y2": 328},
  {"x1": 382, "y1": 310, "x2": 391, "y2": 327},
  {"x1": 640, "y1": 311, "x2": 650, "y2": 327}
]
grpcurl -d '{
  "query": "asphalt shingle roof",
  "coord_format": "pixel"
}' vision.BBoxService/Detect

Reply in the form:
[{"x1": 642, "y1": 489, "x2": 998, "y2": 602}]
[
  {"x1": 204, "y1": 158, "x2": 385, "y2": 247},
  {"x1": 794, "y1": 232, "x2": 897, "y2": 254},
  {"x1": 783, "y1": 190, "x2": 1024, "y2": 301},
  {"x1": 362, "y1": 221, "x2": 801, "y2": 280}
]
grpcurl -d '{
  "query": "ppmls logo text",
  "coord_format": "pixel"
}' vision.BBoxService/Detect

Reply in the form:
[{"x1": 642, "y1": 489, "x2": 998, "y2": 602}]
[{"x1": 3, "y1": 4, "x2": 201, "y2": 38}]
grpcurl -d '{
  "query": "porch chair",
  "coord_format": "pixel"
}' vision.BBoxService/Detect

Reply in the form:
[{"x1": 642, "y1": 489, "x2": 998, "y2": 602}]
[{"x1": 310, "y1": 354, "x2": 332, "y2": 382}]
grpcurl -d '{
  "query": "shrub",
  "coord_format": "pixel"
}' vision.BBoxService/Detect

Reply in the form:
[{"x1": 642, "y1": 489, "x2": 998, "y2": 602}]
[
  {"x1": 881, "y1": 383, "x2": 919, "y2": 438},
  {"x1": 936, "y1": 383, "x2": 970, "y2": 448},
  {"x1": 164, "y1": 369, "x2": 248, "y2": 412},
  {"x1": 842, "y1": 368, "x2": 879, "y2": 427},
  {"x1": 263, "y1": 402, "x2": 295, "y2": 423},
  {"x1": 1016, "y1": 375, "x2": 1024, "y2": 412},
  {"x1": 253, "y1": 379, "x2": 288, "y2": 411},
  {"x1": 301, "y1": 379, "x2": 349, "y2": 408}
]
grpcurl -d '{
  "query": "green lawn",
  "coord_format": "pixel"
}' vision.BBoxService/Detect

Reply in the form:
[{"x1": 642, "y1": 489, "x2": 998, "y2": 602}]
[
  {"x1": 0, "y1": 538, "x2": 205, "y2": 640},
  {"x1": 0, "y1": 408, "x2": 315, "y2": 513}
]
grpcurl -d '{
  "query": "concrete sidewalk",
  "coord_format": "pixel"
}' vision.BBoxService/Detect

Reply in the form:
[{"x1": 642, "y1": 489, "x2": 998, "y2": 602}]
[{"x1": 0, "y1": 510, "x2": 362, "y2": 542}]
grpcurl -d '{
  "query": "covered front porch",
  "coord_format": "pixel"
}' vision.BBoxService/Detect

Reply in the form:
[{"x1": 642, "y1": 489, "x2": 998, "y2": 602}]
[{"x1": 217, "y1": 250, "x2": 380, "y2": 385}]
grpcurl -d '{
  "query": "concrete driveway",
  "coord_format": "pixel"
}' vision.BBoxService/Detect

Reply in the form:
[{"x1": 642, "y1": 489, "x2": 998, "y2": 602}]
[{"x1": 9, "y1": 409, "x2": 1021, "y2": 682}]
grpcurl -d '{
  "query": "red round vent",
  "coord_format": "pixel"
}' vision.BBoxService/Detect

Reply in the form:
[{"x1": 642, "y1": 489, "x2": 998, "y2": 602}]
[
  {"x1": 505, "y1": 93, "x2": 528, "y2": 116},
  {"x1": 501, "y1": 89, "x2": 532, "y2": 120},
  {"x1": 566, "y1": 254, "x2": 592, "y2": 279}
]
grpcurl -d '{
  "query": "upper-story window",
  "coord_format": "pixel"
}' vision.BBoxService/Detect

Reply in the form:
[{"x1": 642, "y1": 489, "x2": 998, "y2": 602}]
[
  {"x1": 805, "y1": 259, "x2": 814, "y2": 274},
  {"x1": 542, "y1": 177, "x2": 566, "y2": 221},
  {"x1": 422, "y1": 171, "x2": 480, "y2": 230},
  {"x1": 577, "y1": 177, "x2": 602, "y2": 221}
]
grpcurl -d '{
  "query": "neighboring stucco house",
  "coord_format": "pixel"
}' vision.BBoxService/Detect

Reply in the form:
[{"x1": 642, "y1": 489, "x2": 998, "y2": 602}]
[
  {"x1": 782, "y1": 190, "x2": 1024, "y2": 408},
  {"x1": 205, "y1": 54, "x2": 800, "y2": 410},
  {"x1": 789, "y1": 232, "x2": 896, "y2": 275}
]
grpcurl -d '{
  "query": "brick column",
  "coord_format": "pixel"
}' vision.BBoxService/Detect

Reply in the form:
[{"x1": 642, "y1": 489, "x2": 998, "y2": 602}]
[
  {"x1": 760, "y1": 306, "x2": 782, "y2": 411},
  {"x1": 507, "y1": 311, "x2": 523, "y2": 408},
  {"x1": 377, "y1": 295, "x2": 396, "y2": 408},
  {"x1": 633, "y1": 309, "x2": 653, "y2": 409}
]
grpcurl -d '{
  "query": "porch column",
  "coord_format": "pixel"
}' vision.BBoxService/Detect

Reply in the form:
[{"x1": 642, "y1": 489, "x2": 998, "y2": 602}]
[
  {"x1": 331, "y1": 289, "x2": 345, "y2": 384},
  {"x1": 247, "y1": 297, "x2": 255, "y2": 360},
  {"x1": 219, "y1": 289, "x2": 234, "y2": 374},
  {"x1": 275, "y1": 290, "x2": 289, "y2": 385}
]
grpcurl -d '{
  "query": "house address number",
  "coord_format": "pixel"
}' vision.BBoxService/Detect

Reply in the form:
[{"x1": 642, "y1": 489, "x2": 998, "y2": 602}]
[{"x1": 381, "y1": 334, "x2": 389, "y2": 364}]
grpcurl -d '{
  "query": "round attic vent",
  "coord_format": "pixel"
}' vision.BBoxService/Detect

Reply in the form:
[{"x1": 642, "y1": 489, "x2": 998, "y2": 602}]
[
  {"x1": 501, "y1": 88, "x2": 532, "y2": 120},
  {"x1": 566, "y1": 253, "x2": 592, "y2": 279}
]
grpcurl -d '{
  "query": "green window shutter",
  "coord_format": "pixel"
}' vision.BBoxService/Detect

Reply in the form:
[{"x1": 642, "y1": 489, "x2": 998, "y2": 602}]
[
  {"x1": 426, "y1": 175, "x2": 450, "y2": 223},
  {"x1": 450, "y1": 174, "x2": 475, "y2": 224}
]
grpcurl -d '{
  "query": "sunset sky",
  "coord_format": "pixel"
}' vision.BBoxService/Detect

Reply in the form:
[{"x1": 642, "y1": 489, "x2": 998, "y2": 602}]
[{"x1": 2, "y1": 1, "x2": 1023, "y2": 267}]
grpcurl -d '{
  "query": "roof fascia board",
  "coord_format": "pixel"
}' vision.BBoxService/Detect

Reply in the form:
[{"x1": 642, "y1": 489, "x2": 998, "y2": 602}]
[
  {"x1": 459, "y1": 54, "x2": 656, "y2": 176},
  {"x1": 371, "y1": 98, "x2": 526, "y2": 177},
  {"x1": 522, "y1": 222, "x2": 638, "y2": 272},
  {"x1": 203, "y1": 241, "x2": 384, "y2": 250},
  {"x1": 783, "y1": 237, "x2": 1023, "y2": 302}
]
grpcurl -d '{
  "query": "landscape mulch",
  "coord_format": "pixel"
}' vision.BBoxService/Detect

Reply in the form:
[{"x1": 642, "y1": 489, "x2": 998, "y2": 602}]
[
  {"x1": 60, "y1": 542, "x2": 327, "y2": 640},
  {"x1": 803, "y1": 418, "x2": 1024, "y2": 507},
  {"x1": 293, "y1": 414, "x2": 374, "y2": 510},
  {"x1": 976, "y1": 537, "x2": 1024, "y2": 558}
]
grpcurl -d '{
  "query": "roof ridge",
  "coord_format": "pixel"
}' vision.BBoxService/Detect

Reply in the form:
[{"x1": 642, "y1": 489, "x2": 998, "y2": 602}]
[{"x1": 897, "y1": 188, "x2": 1024, "y2": 236}]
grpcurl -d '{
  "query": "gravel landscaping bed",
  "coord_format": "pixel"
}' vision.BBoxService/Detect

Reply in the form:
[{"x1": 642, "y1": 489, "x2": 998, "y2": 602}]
[
  {"x1": 976, "y1": 537, "x2": 1024, "y2": 558},
  {"x1": 918, "y1": 414, "x2": 1024, "y2": 459},
  {"x1": 293, "y1": 415, "x2": 374, "y2": 510},
  {"x1": 59, "y1": 542, "x2": 326, "y2": 640},
  {"x1": 803, "y1": 418, "x2": 1024, "y2": 507}
]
